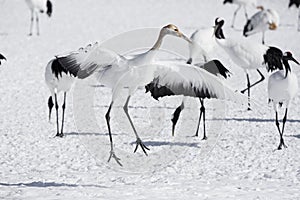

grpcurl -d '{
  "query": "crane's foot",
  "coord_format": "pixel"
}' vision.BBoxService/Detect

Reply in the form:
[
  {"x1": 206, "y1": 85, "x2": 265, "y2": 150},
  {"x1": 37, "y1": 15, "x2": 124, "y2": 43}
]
[
  {"x1": 277, "y1": 140, "x2": 287, "y2": 150},
  {"x1": 202, "y1": 135, "x2": 208, "y2": 140},
  {"x1": 134, "y1": 138, "x2": 150, "y2": 156},
  {"x1": 55, "y1": 133, "x2": 64, "y2": 138},
  {"x1": 108, "y1": 151, "x2": 122, "y2": 166},
  {"x1": 247, "y1": 107, "x2": 252, "y2": 111}
]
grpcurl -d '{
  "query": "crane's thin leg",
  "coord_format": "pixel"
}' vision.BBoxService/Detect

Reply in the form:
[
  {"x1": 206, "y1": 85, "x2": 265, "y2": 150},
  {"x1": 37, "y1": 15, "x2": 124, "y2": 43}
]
[
  {"x1": 171, "y1": 101, "x2": 184, "y2": 136},
  {"x1": 54, "y1": 93, "x2": 60, "y2": 137},
  {"x1": 231, "y1": 6, "x2": 241, "y2": 28},
  {"x1": 123, "y1": 96, "x2": 149, "y2": 155},
  {"x1": 194, "y1": 98, "x2": 203, "y2": 137},
  {"x1": 29, "y1": 11, "x2": 34, "y2": 36},
  {"x1": 279, "y1": 108, "x2": 288, "y2": 149},
  {"x1": 241, "y1": 73, "x2": 251, "y2": 110},
  {"x1": 59, "y1": 92, "x2": 66, "y2": 137},
  {"x1": 48, "y1": 96, "x2": 54, "y2": 122},
  {"x1": 241, "y1": 69, "x2": 265, "y2": 94},
  {"x1": 241, "y1": 69, "x2": 265, "y2": 104},
  {"x1": 106, "y1": 101, "x2": 122, "y2": 166},
  {"x1": 36, "y1": 14, "x2": 40, "y2": 36},
  {"x1": 200, "y1": 99, "x2": 207, "y2": 140},
  {"x1": 275, "y1": 111, "x2": 284, "y2": 150},
  {"x1": 262, "y1": 32, "x2": 265, "y2": 45}
]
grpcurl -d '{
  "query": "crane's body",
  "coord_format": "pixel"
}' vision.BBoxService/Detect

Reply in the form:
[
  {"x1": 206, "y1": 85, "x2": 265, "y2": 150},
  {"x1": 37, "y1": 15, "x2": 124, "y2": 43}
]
[
  {"x1": 45, "y1": 58, "x2": 75, "y2": 137},
  {"x1": 57, "y1": 25, "x2": 192, "y2": 166},
  {"x1": 214, "y1": 18, "x2": 284, "y2": 110},
  {"x1": 267, "y1": 52, "x2": 299, "y2": 150},
  {"x1": 243, "y1": 8, "x2": 280, "y2": 44}
]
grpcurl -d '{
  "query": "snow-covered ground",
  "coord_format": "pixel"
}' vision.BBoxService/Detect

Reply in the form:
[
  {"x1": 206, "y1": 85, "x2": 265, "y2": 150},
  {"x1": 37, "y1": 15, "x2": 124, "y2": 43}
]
[{"x1": 0, "y1": 0, "x2": 300, "y2": 199}]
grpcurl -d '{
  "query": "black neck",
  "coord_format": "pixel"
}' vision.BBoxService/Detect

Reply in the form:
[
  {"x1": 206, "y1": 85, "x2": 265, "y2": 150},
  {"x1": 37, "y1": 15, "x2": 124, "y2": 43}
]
[{"x1": 283, "y1": 59, "x2": 291, "y2": 78}]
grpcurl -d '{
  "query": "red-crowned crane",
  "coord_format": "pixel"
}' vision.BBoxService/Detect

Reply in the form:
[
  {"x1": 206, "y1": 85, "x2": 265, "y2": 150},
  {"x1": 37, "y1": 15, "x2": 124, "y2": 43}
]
[
  {"x1": 45, "y1": 58, "x2": 75, "y2": 137},
  {"x1": 56, "y1": 25, "x2": 192, "y2": 166},
  {"x1": 214, "y1": 17, "x2": 285, "y2": 110},
  {"x1": 268, "y1": 52, "x2": 299, "y2": 150},
  {"x1": 243, "y1": 6, "x2": 280, "y2": 44},
  {"x1": 25, "y1": 0, "x2": 53, "y2": 36}
]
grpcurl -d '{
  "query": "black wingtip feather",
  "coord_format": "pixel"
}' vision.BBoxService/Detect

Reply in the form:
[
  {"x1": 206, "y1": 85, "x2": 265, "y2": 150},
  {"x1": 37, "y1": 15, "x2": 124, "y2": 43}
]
[{"x1": 46, "y1": 0, "x2": 53, "y2": 17}]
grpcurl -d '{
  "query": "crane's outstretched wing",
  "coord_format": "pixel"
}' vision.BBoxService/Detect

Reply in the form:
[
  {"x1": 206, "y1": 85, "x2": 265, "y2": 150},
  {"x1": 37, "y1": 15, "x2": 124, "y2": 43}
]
[
  {"x1": 141, "y1": 62, "x2": 248, "y2": 105},
  {"x1": 56, "y1": 42, "x2": 125, "y2": 79},
  {"x1": 194, "y1": 60, "x2": 231, "y2": 79}
]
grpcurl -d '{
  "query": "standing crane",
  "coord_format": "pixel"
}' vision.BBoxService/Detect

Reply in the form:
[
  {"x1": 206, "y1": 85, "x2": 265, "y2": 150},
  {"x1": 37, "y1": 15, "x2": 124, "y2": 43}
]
[
  {"x1": 45, "y1": 57, "x2": 76, "y2": 137},
  {"x1": 25, "y1": 0, "x2": 53, "y2": 36},
  {"x1": 243, "y1": 6, "x2": 280, "y2": 44},
  {"x1": 214, "y1": 17, "x2": 285, "y2": 110},
  {"x1": 268, "y1": 52, "x2": 299, "y2": 150}
]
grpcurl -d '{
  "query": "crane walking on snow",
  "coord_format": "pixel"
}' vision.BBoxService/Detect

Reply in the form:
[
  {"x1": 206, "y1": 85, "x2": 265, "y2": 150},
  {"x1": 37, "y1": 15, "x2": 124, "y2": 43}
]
[{"x1": 268, "y1": 52, "x2": 299, "y2": 150}]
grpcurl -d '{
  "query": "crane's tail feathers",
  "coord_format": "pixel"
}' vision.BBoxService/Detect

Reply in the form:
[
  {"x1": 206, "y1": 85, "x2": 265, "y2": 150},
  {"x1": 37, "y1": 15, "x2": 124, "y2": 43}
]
[{"x1": 46, "y1": 0, "x2": 53, "y2": 17}]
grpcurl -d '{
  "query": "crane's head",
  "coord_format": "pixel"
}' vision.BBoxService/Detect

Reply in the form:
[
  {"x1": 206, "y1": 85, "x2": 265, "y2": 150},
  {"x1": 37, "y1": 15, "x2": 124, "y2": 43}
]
[
  {"x1": 283, "y1": 52, "x2": 300, "y2": 65},
  {"x1": 256, "y1": 6, "x2": 264, "y2": 11},
  {"x1": 213, "y1": 18, "x2": 225, "y2": 39},
  {"x1": 161, "y1": 24, "x2": 192, "y2": 43}
]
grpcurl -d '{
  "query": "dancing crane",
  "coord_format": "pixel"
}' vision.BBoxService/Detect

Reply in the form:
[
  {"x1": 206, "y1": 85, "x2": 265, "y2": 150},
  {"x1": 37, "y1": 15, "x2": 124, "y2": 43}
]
[{"x1": 56, "y1": 24, "x2": 191, "y2": 165}]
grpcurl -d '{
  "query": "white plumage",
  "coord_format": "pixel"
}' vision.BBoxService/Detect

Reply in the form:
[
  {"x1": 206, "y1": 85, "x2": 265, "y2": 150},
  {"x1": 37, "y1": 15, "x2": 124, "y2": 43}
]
[
  {"x1": 243, "y1": 7, "x2": 280, "y2": 44},
  {"x1": 223, "y1": 0, "x2": 257, "y2": 28},
  {"x1": 187, "y1": 28, "x2": 217, "y2": 63},
  {"x1": 25, "y1": 0, "x2": 53, "y2": 35},
  {"x1": 45, "y1": 58, "x2": 75, "y2": 137},
  {"x1": 267, "y1": 52, "x2": 299, "y2": 150},
  {"x1": 57, "y1": 24, "x2": 192, "y2": 166},
  {"x1": 214, "y1": 17, "x2": 284, "y2": 110}
]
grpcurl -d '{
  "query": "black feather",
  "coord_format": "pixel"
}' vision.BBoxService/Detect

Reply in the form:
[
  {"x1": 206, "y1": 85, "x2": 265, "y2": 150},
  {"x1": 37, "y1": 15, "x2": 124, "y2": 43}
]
[
  {"x1": 289, "y1": 0, "x2": 300, "y2": 8},
  {"x1": 46, "y1": 0, "x2": 53, "y2": 17},
  {"x1": 223, "y1": 0, "x2": 233, "y2": 4},
  {"x1": 0, "y1": 53, "x2": 6, "y2": 61},
  {"x1": 263, "y1": 46, "x2": 283, "y2": 72},
  {"x1": 243, "y1": 20, "x2": 252, "y2": 37},
  {"x1": 201, "y1": 60, "x2": 231, "y2": 79},
  {"x1": 51, "y1": 58, "x2": 74, "y2": 79}
]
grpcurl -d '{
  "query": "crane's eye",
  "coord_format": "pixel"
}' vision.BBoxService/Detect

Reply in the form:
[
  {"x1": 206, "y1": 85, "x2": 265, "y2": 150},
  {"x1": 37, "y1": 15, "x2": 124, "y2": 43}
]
[{"x1": 174, "y1": 28, "x2": 178, "y2": 32}]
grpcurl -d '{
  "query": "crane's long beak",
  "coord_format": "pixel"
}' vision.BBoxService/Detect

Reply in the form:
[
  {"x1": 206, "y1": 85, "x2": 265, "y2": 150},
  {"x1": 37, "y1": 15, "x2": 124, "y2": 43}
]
[
  {"x1": 180, "y1": 32, "x2": 192, "y2": 43},
  {"x1": 291, "y1": 56, "x2": 300, "y2": 65}
]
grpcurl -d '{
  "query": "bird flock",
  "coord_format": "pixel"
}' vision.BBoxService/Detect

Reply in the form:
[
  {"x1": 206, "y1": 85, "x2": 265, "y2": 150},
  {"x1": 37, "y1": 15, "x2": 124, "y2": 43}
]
[{"x1": 1, "y1": 0, "x2": 299, "y2": 166}]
